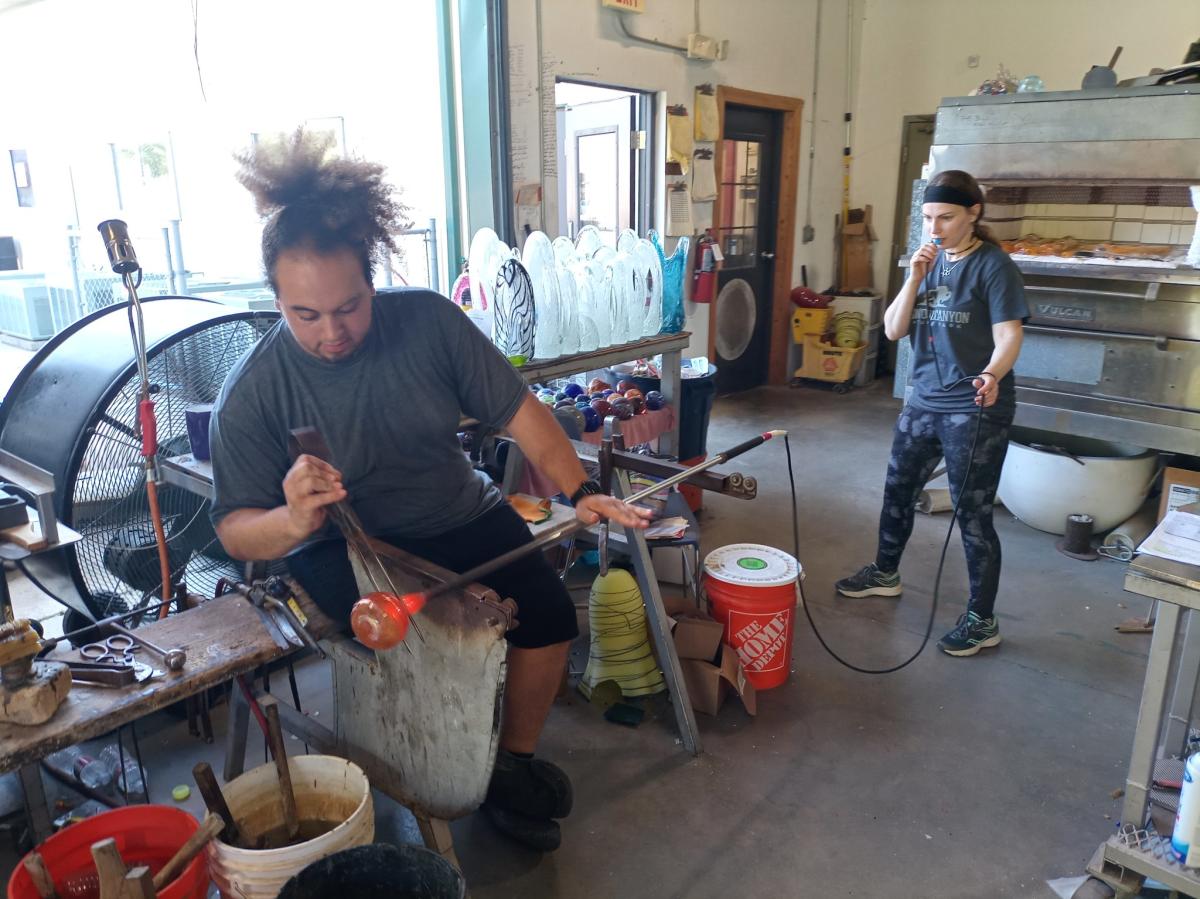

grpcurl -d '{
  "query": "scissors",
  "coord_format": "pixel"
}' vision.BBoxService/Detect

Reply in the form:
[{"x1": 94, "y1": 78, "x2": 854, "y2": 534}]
[{"x1": 79, "y1": 634, "x2": 138, "y2": 666}]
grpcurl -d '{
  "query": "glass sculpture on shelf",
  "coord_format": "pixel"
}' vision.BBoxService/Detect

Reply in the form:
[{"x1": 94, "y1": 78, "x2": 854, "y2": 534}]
[
  {"x1": 575, "y1": 225, "x2": 604, "y2": 260},
  {"x1": 461, "y1": 224, "x2": 681, "y2": 360},
  {"x1": 492, "y1": 259, "x2": 537, "y2": 365},
  {"x1": 633, "y1": 238, "x2": 663, "y2": 338},
  {"x1": 651, "y1": 230, "x2": 688, "y2": 334},
  {"x1": 521, "y1": 231, "x2": 562, "y2": 360},
  {"x1": 467, "y1": 228, "x2": 507, "y2": 341}
]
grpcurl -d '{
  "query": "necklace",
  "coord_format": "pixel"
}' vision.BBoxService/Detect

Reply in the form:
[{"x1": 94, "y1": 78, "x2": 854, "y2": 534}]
[{"x1": 940, "y1": 238, "x2": 979, "y2": 279}]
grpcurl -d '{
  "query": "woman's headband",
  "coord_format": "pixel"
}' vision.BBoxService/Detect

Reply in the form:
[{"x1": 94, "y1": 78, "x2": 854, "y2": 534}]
[{"x1": 923, "y1": 184, "x2": 978, "y2": 208}]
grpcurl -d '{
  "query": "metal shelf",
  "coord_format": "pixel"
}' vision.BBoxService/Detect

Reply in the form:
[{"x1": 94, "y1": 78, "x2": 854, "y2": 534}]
[
  {"x1": 897, "y1": 257, "x2": 1200, "y2": 284},
  {"x1": 517, "y1": 332, "x2": 691, "y2": 384}
]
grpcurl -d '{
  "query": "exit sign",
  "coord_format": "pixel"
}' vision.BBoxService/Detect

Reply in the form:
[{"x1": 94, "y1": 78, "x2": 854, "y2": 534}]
[{"x1": 602, "y1": 0, "x2": 645, "y2": 11}]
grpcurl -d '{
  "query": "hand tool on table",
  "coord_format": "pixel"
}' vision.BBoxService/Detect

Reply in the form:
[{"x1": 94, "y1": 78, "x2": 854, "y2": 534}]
[
  {"x1": 287, "y1": 427, "x2": 424, "y2": 652},
  {"x1": 219, "y1": 577, "x2": 325, "y2": 659},
  {"x1": 100, "y1": 621, "x2": 185, "y2": 672},
  {"x1": 64, "y1": 659, "x2": 138, "y2": 687},
  {"x1": 35, "y1": 597, "x2": 184, "y2": 660},
  {"x1": 353, "y1": 426, "x2": 787, "y2": 650},
  {"x1": 79, "y1": 634, "x2": 137, "y2": 666}
]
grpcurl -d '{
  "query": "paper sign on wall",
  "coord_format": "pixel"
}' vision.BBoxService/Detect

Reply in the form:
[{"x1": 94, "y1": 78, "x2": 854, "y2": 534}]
[
  {"x1": 667, "y1": 182, "x2": 694, "y2": 237},
  {"x1": 667, "y1": 105, "x2": 694, "y2": 175},
  {"x1": 694, "y1": 84, "x2": 719, "y2": 141},
  {"x1": 691, "y1": 148, "x2": 716, "y2": 201}
]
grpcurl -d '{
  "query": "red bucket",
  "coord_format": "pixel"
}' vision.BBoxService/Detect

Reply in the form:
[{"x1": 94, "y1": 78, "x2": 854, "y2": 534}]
[
  {"x1": 8, "y1": 805, "x2": 210, "y2": 899},
  {"x1": 703, "y1": 544, "x2": 800, "y2": 690}
]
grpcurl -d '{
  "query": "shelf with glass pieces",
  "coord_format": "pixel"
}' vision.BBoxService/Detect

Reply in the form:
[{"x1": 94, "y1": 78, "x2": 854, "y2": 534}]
[
  {"x1": 461, "y1": 225, "x2": 687, "y2": 371},
  {"x1": 456, "y1": 330, "x2": 691, "y2": 446}
]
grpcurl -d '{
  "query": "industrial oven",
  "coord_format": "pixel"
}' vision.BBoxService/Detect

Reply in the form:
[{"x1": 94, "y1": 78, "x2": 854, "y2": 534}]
[{"x1": 895, "y1": 84, "x2": 1200, "y2": 456}]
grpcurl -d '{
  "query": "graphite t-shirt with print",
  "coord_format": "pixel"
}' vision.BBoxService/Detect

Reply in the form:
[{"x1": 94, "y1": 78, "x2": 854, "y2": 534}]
[{"x1": 908, "y1": 240, "x2": 1028, "y2": 414}]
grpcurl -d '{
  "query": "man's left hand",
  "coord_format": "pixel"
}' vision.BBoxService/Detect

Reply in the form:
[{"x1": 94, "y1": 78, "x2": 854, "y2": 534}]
[
  {"x1": 575, "y1": 494, "x2": 654, "y2": 529},
  {"x1": 973, "y1": 372, "x2": 999, "y2": 408}
]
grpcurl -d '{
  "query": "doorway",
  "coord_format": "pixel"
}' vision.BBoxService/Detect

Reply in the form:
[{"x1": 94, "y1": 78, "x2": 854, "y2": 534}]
[
  {"x1": 713, "y1": 106, "x2": 781, "y2": 394},
  {"x1": 710, "y1": 87, "x2": 802, "y2": 392},
  {"x1": 555, "y1": 81, "x2": 654, "y2": 246}
]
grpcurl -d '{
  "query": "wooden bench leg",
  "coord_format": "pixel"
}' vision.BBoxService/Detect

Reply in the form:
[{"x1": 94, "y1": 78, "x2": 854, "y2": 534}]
[{"x1": 415, "y1": 814, "x2": 461, "y2": 870}]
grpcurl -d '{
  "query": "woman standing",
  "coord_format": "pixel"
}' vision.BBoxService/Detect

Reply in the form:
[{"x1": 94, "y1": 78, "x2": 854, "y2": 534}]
[{"x1": 835, "y1": 170, "x2": 1027, "y2": 657}]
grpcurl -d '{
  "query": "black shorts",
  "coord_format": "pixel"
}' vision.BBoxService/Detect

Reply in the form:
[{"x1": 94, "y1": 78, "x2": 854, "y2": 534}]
[{"x1": 286, "y1": 501, "x2": 578, "y2": 650}]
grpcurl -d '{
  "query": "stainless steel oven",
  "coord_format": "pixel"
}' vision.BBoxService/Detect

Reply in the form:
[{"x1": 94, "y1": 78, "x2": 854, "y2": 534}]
[{"x1": 895, "y1": 85, "x2": 1200, "y2": 455}]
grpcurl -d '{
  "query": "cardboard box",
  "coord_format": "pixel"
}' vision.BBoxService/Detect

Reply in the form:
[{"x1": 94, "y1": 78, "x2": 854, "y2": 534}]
[
  {"x1": 671, "y1": 614, "x2": 724, "y2": 662},
  {"x1": 680, "y1": 643, "x2": 757, "y2": 717},
  {"x1": 1160, "y1": 467, "x2": 1200, "y2": 520},
  {"x1": 841, "y1": 206, "x2": 877, "y2": 290}
]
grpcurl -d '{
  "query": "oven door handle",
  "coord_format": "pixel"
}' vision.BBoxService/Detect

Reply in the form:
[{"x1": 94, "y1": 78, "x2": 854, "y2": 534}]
[
  {"x1": 1025, "y1": 284, "x2": 1156, "y2": 301},
  {"x1": 1024, "y1": 324, "x2": 1170, "y2": 348}
]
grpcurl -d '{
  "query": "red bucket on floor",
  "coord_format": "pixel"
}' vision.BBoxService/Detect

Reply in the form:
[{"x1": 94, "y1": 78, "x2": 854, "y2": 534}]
[
  {"x1": 703, "y1": 544, "x2": 801, "y2": 690},
  {"x1": 8, "y1": 805, "x2": 210, "y2": 899}
]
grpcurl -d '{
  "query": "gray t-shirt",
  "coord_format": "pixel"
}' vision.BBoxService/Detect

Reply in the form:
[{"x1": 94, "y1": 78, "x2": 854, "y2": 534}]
[
  {"x1": 909, "y1": 241, "x2": 1028, "y2": 414},
  {"x1": 209, "y1": 287, "x2": 527, "y2": 540}
]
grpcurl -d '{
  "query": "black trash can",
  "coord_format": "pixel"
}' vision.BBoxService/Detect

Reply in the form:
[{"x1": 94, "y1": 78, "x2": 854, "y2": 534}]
[
  {"x1": 277, "y1": 843, "x2": 467, "y2": 899},
  {"x1": 608, "y1": 363, "x2": 717, "y2": 462}
]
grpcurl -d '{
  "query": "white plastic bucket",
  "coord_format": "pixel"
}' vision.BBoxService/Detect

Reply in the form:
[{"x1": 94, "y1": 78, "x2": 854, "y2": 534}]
[
  {"x1": 997, "y1": 429, "x2": 1158, "y2": 535},
  {"x1": 207, "y1": 755, "x2": 374, "y2": 899}
]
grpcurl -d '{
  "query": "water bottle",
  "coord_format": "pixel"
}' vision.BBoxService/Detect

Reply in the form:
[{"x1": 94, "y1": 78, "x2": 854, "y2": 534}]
[
  {"x1": 72, "y1": 752, "x2": 117, "y2": 792},
  {"x1": 1173, "y1": 752, "x2": 1200, "y2": 863},
  {"x1": 98, "y1": 746, "x2": 147, "y2": 800}
]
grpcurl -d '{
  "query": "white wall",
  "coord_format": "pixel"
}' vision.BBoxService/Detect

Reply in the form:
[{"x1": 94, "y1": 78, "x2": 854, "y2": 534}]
[
  {"x1": 508, "y1": 0, "x2": 856, "y2": 357},
  {"x1": 853, "y1": 0, "x2": 1200, "y2": 294}
]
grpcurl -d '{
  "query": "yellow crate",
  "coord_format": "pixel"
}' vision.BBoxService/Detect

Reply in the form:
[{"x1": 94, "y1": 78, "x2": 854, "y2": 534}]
[
  {"x1": 794, "y1": 334, "x2": 866, "y2": 383},
  {"x1": 792, "y1": 307, "x2": 832, "y2": 341}
]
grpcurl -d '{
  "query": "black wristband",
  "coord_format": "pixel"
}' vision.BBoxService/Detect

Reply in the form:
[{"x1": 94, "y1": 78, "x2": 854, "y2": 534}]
[{"x1": 569, "y1": 479, "x2": 603, "y2": 506}]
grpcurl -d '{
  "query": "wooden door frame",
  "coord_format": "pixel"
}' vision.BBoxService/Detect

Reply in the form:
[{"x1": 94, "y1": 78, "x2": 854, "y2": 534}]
[{"x1": 710, "y1": 86, "x2": 803, "y2": 386}]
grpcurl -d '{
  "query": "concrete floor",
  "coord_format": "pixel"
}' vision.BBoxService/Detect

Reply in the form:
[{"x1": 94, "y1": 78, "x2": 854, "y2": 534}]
[{"x1": 1, "y1": 382, "x2": 1155, "y2": 897}]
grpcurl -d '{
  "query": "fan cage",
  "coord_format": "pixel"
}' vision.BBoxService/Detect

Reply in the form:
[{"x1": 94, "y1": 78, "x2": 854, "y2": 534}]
[{"x1": 67, "y1": 314, "x2": 278, "y2": 618}]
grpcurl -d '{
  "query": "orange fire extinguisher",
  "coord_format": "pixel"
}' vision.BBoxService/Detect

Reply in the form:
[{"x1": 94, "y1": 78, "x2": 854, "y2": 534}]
[{"x1": 691, "y1": 231, "x2": 719, "y2": 303}]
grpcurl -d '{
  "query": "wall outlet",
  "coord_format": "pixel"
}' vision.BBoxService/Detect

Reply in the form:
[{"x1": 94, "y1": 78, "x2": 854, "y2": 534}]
[
  {"x1": 688, "y1": 33, "x2": 721, "y2": 60},
  {"x1": 967, "y1": 54, "x2": 981, "y2": 68}
]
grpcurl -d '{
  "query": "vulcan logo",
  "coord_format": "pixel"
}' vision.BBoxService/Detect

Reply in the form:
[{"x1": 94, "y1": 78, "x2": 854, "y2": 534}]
[{"x1": 730, "y1": 609, "x2": 791, "y2": 673}]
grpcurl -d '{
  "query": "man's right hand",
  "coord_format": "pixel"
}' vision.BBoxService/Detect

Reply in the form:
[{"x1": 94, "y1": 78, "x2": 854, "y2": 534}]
[{"x1": 282, "y1": 453, "x2": 347, "y2": 539}]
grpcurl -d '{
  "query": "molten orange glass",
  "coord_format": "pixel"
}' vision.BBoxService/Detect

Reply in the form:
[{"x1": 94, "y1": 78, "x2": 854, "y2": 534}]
[{"x1": 350, "y1": 591, "x2": 409, "y2": 649}]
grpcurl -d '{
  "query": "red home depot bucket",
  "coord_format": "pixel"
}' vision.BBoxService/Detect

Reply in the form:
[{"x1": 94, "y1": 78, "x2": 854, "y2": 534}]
[{"x1": 703, "y1": 544, "x2": 800, "y2": 690}]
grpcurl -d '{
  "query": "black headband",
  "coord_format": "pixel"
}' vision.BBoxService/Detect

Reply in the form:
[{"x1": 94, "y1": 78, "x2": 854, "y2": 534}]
[{"x1": 923, "y1": 184, "x2": 978, "y2": 208}]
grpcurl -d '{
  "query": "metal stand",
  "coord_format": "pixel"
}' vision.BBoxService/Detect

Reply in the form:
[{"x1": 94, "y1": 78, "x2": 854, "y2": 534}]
[
  {"x1": 1083, "y1": 557, "x2": 1200, "y2": 898},
  {"x1": 611, "y1": 468, "x2": 701, "y2": 755}
]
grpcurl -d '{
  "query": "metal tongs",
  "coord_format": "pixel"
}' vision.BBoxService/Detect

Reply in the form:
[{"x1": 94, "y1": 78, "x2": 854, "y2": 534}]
[{"x1": 287, "y1": 427, "x2": 424, "y2": 652}]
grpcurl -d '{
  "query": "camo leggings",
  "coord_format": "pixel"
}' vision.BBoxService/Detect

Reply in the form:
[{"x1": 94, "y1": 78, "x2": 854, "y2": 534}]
[{"x1": 874, "y1": 404, "x2": 1013, "y2": 619}]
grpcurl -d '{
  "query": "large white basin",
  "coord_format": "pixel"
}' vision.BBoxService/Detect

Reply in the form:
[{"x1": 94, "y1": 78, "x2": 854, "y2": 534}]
[{"x1": 997, "y1": 429, "x2": 1158, "y2": 535}]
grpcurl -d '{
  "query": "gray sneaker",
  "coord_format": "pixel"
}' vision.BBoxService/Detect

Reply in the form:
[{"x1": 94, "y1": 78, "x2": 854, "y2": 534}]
[{"x1": 835, "y1": 564, "x2": 902, "y2": 598}]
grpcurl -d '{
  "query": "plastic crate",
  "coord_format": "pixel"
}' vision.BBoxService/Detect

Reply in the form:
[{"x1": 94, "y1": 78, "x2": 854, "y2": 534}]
[{"x1": 792, "y1": 307, "x2": 831, "y2": 341}]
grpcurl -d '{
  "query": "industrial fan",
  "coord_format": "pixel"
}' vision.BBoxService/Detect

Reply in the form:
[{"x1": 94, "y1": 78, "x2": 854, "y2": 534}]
[{"x1": 0, "y1": 296, "x2": 278, "y2": 624}]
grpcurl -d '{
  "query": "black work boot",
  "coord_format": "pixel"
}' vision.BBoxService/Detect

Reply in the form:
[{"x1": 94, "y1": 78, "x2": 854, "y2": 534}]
[
  {"x1": 486, "y1": 749, "x2": 574, "y2": 820},
  {"x1": 481, "y1": 803, "x2": 562, "y2": 853}
]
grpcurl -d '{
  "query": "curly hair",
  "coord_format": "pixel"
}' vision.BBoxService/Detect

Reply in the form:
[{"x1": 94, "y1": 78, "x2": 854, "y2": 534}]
[{"x1": 235, "y1": 128, "x2": 411, "y2": 292}]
